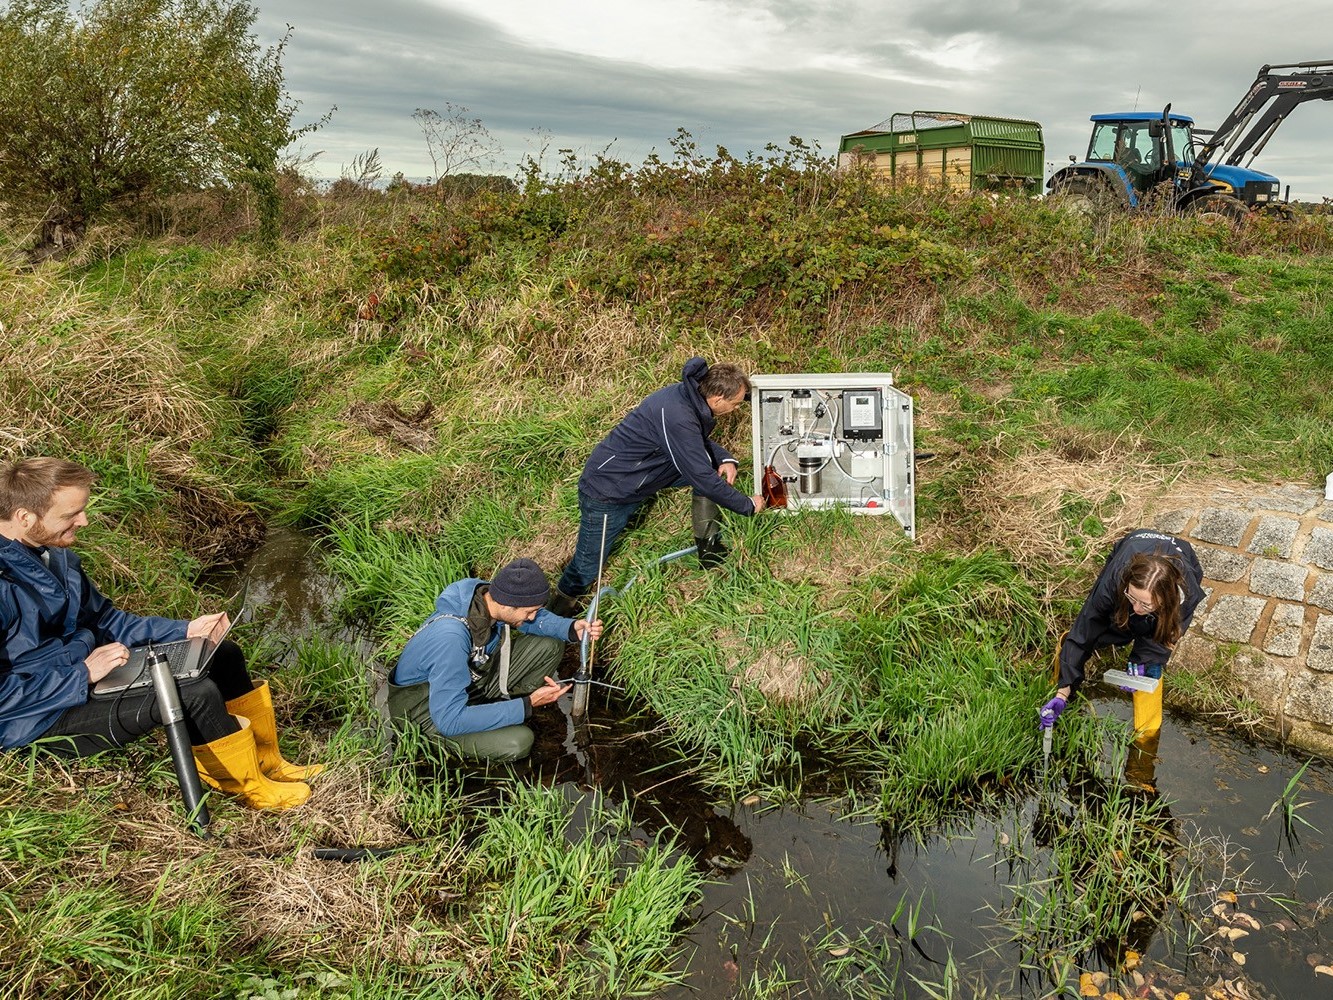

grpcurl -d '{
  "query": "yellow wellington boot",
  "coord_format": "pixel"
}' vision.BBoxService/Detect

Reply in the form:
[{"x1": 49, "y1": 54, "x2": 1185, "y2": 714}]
[
  {"x1": 193, "y1": 717, "x2": 311, "y2": 811},
  {"x1": 225, "y1": 681, "x2": 325, "y2": 782}
]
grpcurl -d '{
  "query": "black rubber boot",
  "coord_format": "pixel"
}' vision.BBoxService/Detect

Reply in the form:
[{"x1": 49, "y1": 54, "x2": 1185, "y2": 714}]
[
  {"x1": 695, "y1": 534, "x2": 729, "y2": 569},
  {"x1": 547, "y1": 588, "x2": 582, "y2": 618}
]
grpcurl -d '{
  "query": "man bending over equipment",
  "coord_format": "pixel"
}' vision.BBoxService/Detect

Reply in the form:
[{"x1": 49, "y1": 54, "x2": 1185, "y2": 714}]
[{"x1": 550, "y1": 357, "x2": 766, "y2": 615}]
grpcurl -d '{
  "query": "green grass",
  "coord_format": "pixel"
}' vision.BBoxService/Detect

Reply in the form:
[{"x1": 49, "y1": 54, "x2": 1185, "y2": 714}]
[{"x1": 4, "y1": 156, "x2": 1333, "y2": 997}]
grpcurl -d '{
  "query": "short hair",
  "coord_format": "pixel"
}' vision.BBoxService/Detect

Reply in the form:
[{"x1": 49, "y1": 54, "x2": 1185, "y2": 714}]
[
  {"x1": 699, "y1": 363, "x2": 750, "y2": 402},
  {"x1": 0, "y1": 458, "x2": 97, "y2": 520}
]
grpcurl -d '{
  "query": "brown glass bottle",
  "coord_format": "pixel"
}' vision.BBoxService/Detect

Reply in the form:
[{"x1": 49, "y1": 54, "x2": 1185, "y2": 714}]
[{"x1": 761, "y1": 465, "x2": 788, "y2": 508}]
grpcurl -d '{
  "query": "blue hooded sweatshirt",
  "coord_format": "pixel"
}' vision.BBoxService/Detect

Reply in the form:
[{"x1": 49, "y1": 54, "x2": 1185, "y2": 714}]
[
  {"x1": 0, "y1": 537, "x2": 186, "y2": 748},
  {"x1": 391, "y1": 577, "x2": 577, "y2": 738},
  {"x1": 578, "y1": 357, "x2": 756, "y2": 515}
]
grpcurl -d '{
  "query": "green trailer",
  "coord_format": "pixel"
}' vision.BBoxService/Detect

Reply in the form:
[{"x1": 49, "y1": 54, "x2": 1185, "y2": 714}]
[{"x1": 838, "y1": 111, "x2": 1044, "y2": 194}]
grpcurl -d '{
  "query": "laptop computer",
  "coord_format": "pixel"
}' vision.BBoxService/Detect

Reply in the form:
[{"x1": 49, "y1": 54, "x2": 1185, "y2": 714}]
[{"x1": 92, "y1": 587, "x2": 248, "y2": 696}]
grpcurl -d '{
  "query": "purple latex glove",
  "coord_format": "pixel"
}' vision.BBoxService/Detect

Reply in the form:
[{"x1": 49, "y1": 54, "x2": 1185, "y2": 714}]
[
  {"x1": 1120, "y1": 661, "x2": 1145, "y2": 692},
  {"x1": 1038, "y1": 695, "x2": 1067, "y2": 730}
]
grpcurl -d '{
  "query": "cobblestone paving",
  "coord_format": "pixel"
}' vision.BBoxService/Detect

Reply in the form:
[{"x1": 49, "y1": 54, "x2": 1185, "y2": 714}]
[{"x1": 1152, "y1": 483, "x2": 1333, "y2": 736}]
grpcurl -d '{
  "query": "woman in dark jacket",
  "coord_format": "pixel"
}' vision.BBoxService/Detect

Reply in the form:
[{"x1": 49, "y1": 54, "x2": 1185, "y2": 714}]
[{"x1": 1040, "y1": 530, "x2": 1206, "y2": 736}]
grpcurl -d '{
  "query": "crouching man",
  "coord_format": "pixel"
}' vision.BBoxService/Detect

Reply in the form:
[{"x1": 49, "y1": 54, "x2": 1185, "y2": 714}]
[
  {"x1": 386, "y1": 558, "x2": 602, "y2": 762},
  {"x1": 0, "y1": 458, "x2": 320, "y2": 810}
]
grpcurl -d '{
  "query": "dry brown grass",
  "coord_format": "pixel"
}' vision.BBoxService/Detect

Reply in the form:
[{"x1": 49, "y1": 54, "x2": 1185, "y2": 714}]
[
  {"x1": 21, "y1": 749, "x2": 466, "y2": 968},
  {"x1": 945, "y1": 445, "x2": 1164, "y2": 568},
  {"x1": 0, "y1": 275, "x2": 260, "y2": 562},
  {"x1": 0, "y1": 305, "x2": 221, "y2": 451},
  {"x1": 734, "y1": 645, "x2": 825, "y2": 704},
  {"x1": 931, "y1": 431, "x2": 1266, "y2": 577}
]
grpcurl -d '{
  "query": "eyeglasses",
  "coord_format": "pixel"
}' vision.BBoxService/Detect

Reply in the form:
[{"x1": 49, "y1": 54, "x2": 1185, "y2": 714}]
[{"x1": 1123, "y1": 588, "x2": 1156, "y2": 614}]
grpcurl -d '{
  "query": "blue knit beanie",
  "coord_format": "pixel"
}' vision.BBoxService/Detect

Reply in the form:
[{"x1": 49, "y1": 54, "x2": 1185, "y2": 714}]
[{"x1": 489, "y1": 558, "x2": 551, "y2": 608}]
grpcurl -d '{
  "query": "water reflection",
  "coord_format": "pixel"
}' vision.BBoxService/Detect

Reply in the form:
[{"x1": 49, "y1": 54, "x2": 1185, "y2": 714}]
[{"x1": 230, "y1": 528, "x2": 1333, "y2": 1000}]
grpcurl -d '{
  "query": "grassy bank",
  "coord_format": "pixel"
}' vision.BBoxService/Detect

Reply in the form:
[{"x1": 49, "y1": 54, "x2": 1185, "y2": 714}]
[{"x1": 2, "y1": 150, "x2": 1332, "y2": 996}]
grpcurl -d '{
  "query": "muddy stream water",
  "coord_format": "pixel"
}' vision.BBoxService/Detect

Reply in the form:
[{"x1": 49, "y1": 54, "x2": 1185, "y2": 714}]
[{"x1": 236, "y1": 529, "x2": 1333, "y2": 999}]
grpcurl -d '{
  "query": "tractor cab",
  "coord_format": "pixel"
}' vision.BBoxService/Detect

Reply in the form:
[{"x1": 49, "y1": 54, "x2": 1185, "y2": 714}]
[{"x1": 1085, "y1": 112, "x2": 1194, "y2": 193}]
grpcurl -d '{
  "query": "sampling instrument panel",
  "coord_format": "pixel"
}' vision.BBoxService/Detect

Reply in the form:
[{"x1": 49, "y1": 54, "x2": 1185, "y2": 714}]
[{"x1": 749, "y1": 373, "x2": 914, "y2": 538}]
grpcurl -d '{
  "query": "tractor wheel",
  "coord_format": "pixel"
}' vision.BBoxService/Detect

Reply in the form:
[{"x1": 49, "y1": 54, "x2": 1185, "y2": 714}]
[
  {"x1": 1186, "y1": 193, "x2": 1249, "y2": 225},
  {"x1": 1047, "y1": 178, "x2": 1104, "y2": 217}
]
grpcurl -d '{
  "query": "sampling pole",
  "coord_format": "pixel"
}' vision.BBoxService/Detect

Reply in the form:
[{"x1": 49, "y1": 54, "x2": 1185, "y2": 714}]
[
  {"x1": 572, "y1": 514, "x2": 609, "y2": 719},
  {"x1": 146, "y1": 646, "x2": 210, "y2": 837}
]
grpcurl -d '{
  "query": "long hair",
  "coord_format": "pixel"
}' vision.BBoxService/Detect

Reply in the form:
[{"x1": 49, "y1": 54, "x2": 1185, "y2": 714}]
[{"x1": 1112, "y1": 550, "x2": 1186, "y2": 649}]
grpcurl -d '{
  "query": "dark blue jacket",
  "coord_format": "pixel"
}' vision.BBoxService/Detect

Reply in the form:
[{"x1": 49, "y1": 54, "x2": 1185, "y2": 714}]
[
  {"x1": 0, "y1": 537, "x2": 185, "y2": 748},
  {"x1": 1058, "y1": 530, "x2": 1205, "y2": 692},
  {"x1": 579, "y1": 357, "x2": 756, "y2": 515}
]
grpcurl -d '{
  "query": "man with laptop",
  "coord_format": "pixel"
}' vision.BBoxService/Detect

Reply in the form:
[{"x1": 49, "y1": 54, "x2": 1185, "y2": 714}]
[{"x1": 0, "y1": 457, "x2": 319, "y2": 811}]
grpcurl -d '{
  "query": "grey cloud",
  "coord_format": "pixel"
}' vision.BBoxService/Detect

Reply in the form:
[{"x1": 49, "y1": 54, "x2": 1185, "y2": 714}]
[{"x1": 258, "y1": 1, "x2": 1333, "y2": 199}]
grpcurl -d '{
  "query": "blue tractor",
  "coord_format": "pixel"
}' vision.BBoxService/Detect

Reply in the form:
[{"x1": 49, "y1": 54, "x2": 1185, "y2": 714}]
[{"x1": 1047, "y1": 61, "x2": 1333, "y2": 219}]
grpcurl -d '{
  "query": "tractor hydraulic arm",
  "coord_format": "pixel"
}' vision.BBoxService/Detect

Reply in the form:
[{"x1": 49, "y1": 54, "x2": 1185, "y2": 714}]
[{"x1": 1191, "y1": 61, "x2": 1333, "y2": 177}]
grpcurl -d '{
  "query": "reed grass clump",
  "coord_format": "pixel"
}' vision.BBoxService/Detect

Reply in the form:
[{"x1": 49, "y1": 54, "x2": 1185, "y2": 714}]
[
  {"x1": 1000, "y1": 734, "x2": 1187, "y2": 992},
  {"x1": 462, "y1": 783, "x2": 702, "y2": 998},
  {"x1": 607, "y1": 513, "x2": 1061, "y2": 828}
]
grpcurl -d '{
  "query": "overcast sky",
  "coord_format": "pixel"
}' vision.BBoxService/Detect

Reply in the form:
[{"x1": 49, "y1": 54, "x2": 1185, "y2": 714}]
[{"x1": 257, "y1": 0, "x2": 1333, "y2": 202}]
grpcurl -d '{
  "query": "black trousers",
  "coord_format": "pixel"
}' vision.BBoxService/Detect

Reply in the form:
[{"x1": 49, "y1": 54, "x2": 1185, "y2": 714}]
[{"x1": 38, "y1": 640, "x2": 252, "y2": 756}]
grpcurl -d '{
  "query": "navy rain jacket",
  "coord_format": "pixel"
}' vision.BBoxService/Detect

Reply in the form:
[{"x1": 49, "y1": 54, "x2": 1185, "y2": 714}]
[
  {"x1": 578, "y1": 357, "x2": 756, "y2": 515},
  {"x1": 0, "y1": 537, "x2": 185, "y2": 748},
  {"x1": 1057, "y1": 530, "x2": 1205, "y2": 693}
]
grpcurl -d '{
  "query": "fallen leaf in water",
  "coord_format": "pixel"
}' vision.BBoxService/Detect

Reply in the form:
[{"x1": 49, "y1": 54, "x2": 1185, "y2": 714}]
[
  {"x1": 1309, "y1": 953, "x2": 1329, "y2": 967},
  {"x1": 1256, "y1": 764, "x2": 1269, "y2": 773},
  {"x1": 1079, "y1": 972, "x2": 1099, "y2": 996},
  {"x1": 1231, "y1": 952, "x2": 1246, "y2": 966},
  {"x1": 1269, "y1": 918, "x2": 1297, "y2": 932},
  {"x1": 1315, "y1": 965, "x2": 1333, "y2": 977},
  {"x1": 1224, "y1": 928, "x2": 1250, "y2": 941},
  {"x1": 999, "y1": 831, "x2": 1010, "y2": 846},
  {"x1": 1173, "y1": 993, "x2": 1191, "y2": 1000},
  {"x1": 1217, "y1": 890, "x2": 1238, "y2": 903},
  {"x1": 1123, "y1": 950, "x2": 1141, "y2": 971},
  {"x1": 1102, "y1": 993, "x2": 1125, "y2": 1000},
  {"x1": 1090, "y1": 971, "x2": 1109, "y2": 988},
  {"x1": 1231, "y1": 912, "x2": 1261, "y2": 931},
  {"x1": 722, "y1": 959, "x2": 739, "y2": 981},
  {"x1": 827, "y1": 946, "x2": 850, "y2": 957},
  {"x1": 1240, "y1": 826, "x2": 1261, "y2": 837},
  {"x1": 741, "y1": 794, "x2": 761, "y2": 806},
  {"x1": 1212, "y1": 903, "x2": 1230, "y2": 918}
]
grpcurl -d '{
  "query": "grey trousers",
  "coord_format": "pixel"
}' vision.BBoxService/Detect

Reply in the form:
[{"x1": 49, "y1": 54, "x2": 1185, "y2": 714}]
[{"x1": 386, "y1": 631, "x2": 565, "y2": 762}]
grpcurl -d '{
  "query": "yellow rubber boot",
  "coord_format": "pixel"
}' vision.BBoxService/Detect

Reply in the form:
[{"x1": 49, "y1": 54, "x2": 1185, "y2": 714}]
[
  {"x1": 193, "y1": 717, "x2": 311, "y2": 811},
  {"x1": 1132, "y1": 681, "x2": 1164, "y2": 738},
  {"x1": 225, "y1": 681, "x2": 325, "y2": 782},
  {"x1": 1125, "y1": 732, "x2": 1161, "y2": 793}
]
